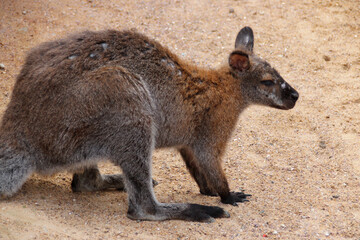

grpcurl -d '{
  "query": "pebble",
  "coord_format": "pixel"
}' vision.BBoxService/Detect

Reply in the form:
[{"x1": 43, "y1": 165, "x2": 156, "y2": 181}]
[
  {"x1": 229, "y1": 8, "x2": 235, "y2": 13},
  {"x1": 19, "y1": 27, "x2": 28, "y2": 32},
  {"x1": 323, "y1": 55, "x2": 331, "y2": 61},
  {"x1": 343, "y1": 63, "x2": 351, "y2": 70},
  {"x1": 319, "y1": 141, "x2": 326, "y2": 149},
  {"x1": 0, "y1": 63, "x2": 5, "y2": 70}
]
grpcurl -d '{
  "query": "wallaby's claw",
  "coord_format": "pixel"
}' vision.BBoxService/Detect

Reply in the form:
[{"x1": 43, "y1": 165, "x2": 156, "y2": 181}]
[{"x1": 221, "y1": 191, "x2": 251, "y2": 206}]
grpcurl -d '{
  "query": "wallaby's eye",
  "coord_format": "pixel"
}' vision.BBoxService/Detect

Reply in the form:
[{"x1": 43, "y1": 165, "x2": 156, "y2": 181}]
[{"x1": 260, "y1": 80, "x2": 275, "y2": 87}]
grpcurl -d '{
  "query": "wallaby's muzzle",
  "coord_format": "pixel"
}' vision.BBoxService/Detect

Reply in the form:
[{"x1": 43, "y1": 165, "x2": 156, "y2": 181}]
[{"x1": 281, "y1": 85, "x2": 299, "y2": 110}]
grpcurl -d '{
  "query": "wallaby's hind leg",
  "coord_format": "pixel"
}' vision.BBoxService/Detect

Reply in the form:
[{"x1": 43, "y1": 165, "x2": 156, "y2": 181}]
[
  {"x1": 0, "y1": 145, "x2": 34, "y2": 198},
  {"x1": 107, "y1": 115, "x2": 229, "y2": 222},
  {"x1": 71, "y1": 166, "x2": 158, "y2": 192},
  {"x1": 71, "y1": 166, "x2": 125, "y2": 192},
  {"x1": 179, "y1": 147, "x2": 217, "y2": 196}
]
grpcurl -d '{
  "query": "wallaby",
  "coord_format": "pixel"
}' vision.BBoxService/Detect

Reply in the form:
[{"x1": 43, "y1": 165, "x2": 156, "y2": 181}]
[{"x1": 0, "y1": 27, "x2": 298, "y2": 222}]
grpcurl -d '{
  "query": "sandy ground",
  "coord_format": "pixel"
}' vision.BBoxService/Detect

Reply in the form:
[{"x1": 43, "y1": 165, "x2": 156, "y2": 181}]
[{"x1": 0, "y1": 0, "x2": 360, "y2": 239}]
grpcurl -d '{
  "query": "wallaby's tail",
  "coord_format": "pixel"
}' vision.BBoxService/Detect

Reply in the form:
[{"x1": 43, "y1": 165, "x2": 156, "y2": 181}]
[{"x1": 0, "y1": 142, "x2": 34, "y2": 198}]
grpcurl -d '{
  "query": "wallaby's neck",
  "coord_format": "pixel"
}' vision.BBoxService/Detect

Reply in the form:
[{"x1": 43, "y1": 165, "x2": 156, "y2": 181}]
[
  {"x1": 181, "y1": 64, "x2": 247, "y2": 146},
  {"x1": 179, "y1": 63, "x2": 248, "y2": 143},
  {"x1": 185, "y1": 64, "x2": 247, "y2": 112}
]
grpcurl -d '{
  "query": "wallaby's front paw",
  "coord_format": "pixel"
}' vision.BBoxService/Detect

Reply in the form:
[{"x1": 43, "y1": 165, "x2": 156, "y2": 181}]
[{"x1": 221, "y1": 191, "x2": 251, "y2": 206}]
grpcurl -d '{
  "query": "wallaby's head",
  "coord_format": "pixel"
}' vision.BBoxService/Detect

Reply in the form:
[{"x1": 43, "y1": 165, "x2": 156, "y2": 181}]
[{"x1": 229, "y1": 27, "x2": 299, "y2": 110}]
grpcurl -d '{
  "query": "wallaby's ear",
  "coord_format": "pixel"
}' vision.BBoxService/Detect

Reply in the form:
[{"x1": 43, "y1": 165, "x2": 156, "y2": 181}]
[
  {"x1": 235, "y1": 27, "x2": 254, "y2": 52},
  {"x1": 229, "y1": 52, "x2": 250, "y2": 72}
]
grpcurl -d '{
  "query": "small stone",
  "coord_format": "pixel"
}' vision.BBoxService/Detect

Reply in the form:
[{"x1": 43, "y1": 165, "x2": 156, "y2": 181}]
[
  {"x1": 0, "y1": 63, "x2": 5, "y2": 70},
  {"x1": 325, "y1": 231, "x2": 331, "y2": 236},
  {"x1": 19, "y1": 27, "x2": 28, "y2": 32},
  {"x1": 229, "y1": 8, "x2": 235, "y2": 13},
  {"x1": 323, "y1": 55, "x2": 331, "y2": 61},
  {"x1": 319, "y1": 141, "x2": 326, "y2": 149},
  {"x1": 343, "y1": 63, "x2": 351, "y2": 70}
]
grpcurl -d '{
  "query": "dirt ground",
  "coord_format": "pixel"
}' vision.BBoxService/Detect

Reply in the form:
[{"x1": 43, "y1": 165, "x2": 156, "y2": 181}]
[{"x1": 0, "y1": 0, "x2": 359, "y2": 239}]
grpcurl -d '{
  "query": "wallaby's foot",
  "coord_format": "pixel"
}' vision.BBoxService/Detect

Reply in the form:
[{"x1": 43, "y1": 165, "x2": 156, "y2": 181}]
[
  {"x1": 71, "y1": 167, "x2": 158, "y2": 192},
  {"x1": 71, "y1": 167, "x2": 125, "y2": 192},
  {"x1": 221, "y1": 191, "x2": 251, "y2": 206},
  {"x1": 127, "y1": 203, "x2": 230, "y2": 223},
  {"x1": 178, "y1": 204, "x2": 230, "y2": 222}
]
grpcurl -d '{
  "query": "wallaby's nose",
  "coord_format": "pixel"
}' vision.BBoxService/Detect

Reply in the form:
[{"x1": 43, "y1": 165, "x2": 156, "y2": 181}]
[{"x1": 291, "y1": 91, "x2": 299, "y2": 102}]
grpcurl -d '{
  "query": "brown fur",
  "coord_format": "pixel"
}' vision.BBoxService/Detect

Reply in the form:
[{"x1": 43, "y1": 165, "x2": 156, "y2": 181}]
[{"x1": 0, "y1": 27, "x2": 298, "y2": 222}]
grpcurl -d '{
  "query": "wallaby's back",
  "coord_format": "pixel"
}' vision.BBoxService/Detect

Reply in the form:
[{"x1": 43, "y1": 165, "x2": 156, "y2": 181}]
[{"x1": 2, "y1": 30, "x2": 194, "y2": 166}]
